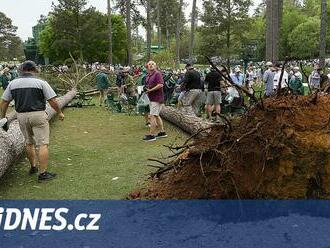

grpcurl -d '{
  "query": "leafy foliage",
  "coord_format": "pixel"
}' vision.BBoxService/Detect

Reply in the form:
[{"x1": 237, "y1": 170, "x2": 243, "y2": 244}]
[
  {"x1": 0, "y1": 12, "x2": 24, "y2": 60},
  {"x1": 38, "y1": 0, "x2": 127, "y2": 64}
]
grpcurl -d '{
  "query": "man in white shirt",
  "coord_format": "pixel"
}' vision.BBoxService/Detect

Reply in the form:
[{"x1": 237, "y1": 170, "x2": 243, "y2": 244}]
[{"x1": 273, "y1": 63, "x2": 289, "y2": 91}]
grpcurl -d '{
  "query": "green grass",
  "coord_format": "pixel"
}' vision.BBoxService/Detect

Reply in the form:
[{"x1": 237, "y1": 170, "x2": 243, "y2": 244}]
[{"x1": 0, "y1": 105, "x2": 187, "y2": 200}]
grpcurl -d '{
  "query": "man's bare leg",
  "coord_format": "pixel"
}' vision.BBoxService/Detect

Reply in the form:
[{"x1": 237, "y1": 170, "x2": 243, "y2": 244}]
[
  {"x1": 99, "y1": 90, "x2": 104, "y2": 106},
  {"x1": 215, "y1": 104, "x2": 221, "y2": 121},
  {"x1": 26, "y1": 144, "x2": 37, "y2": 168},
  {"x1": 38, "y1": 145, "x2": 49, "y2": 174},
  {"x1": 149, "y1": 115, "x2": 157, "y2": 135},
  {"x1": 155, "y1": 116, "x2": 165, "y2": 132},
  {"x1": 206, "y1": 105, "x2": 212, "y2": 119}
]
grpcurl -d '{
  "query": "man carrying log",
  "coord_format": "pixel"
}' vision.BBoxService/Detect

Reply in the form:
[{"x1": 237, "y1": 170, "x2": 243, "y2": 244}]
[{"x1": 0, "y1": 61, "x2": 64, "y2": 182}]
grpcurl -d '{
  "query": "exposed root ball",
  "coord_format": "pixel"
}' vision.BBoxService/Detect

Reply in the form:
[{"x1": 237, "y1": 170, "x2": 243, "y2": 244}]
[{"x1": 137, "y1": 95, "x2": 330, "y2": 199}]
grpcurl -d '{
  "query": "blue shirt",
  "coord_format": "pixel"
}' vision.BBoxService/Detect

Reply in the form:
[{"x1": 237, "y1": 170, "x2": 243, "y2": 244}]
[{"x1": 231, "y1": 73, "x2": 244, "y2": 86}]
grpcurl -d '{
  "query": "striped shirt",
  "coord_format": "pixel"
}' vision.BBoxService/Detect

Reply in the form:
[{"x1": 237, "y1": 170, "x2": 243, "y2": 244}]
[{"x1": 2, "y1": 73, "x2": 56, "y2": 113}]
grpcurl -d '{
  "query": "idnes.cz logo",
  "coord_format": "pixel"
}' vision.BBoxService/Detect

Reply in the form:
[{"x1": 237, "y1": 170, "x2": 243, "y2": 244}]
[{"x1": 0, "y1": 208, "x2": 101, "y2": 231}]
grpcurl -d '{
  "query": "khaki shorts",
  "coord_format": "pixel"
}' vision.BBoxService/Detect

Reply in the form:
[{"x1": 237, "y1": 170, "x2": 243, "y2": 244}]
[
  {"x1": 206, "y1": 91, "x2": 222, "y2": 105},
  {"x1": 17, "y1": 111, "x2": 50, "y2": 146},
  {"x1": 149, "y1": 102, "x2": 164, "y2": 116}
]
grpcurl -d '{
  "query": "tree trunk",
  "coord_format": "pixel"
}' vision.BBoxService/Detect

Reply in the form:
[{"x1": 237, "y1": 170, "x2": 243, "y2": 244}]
[
  {"x1": 272, "y1": 0, "x2": 279, "y2": 62},
  {"x1": 165, "y1": 4, "x2": 170, "y2": 50},
  {"x1": 226, "y1": 0, "x2": 231, "y2": 67},
  {"x1": 126, "y1": 0, "x2": 132, "y2": 66},
  {"x1": 320, "y1": 0, "x2": 327, "y2": 69},
  {"x1": 189, "y1": 0, "x2": 197, "y2": 64},
  {"x1": 175, "y1": 0, "x2": 184, "y2": 69},
  {"x1": 146, "y1": 0, "x2": 152, "y2": 61},
  {"x1": 265, "y1": 0, "x2": 273, "y2": 62},
  {"x1": 157, "y1": 0, "x2": 162, "y2": 50},
  {"x1": 0, "y1": 90, "x2": 77, "y2": 178},
  {"x1": 266, "y1": 0, "x2": 283, "y2": 62},
  {"x1": 160, "y1": 106, "x2": 211, "y2": 135},
  {"x1": 107, "y1": 0, "x2": 113, "y2": 65}
]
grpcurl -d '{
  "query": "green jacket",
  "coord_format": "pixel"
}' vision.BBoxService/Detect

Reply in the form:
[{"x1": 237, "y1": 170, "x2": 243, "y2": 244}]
[
  {"x1": 96, "y1": 72, "x2": 110, "y2": 90},
  {"x1": 0, "y1": 73, "x2": 11, "y2": 90},
  {"x1": 10, "y1": 70, "x2": 18, "y2": 80}
]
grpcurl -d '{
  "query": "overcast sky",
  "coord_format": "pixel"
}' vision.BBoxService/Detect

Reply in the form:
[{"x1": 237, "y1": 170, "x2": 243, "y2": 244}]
[{"x1": 1, "y1": 0, "x2": 262, "y2": 41}]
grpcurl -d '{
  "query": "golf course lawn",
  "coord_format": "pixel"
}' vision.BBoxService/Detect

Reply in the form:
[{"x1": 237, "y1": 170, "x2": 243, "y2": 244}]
[{"x1": 0, "y1": 104, "x2": 187, "y2": 200}]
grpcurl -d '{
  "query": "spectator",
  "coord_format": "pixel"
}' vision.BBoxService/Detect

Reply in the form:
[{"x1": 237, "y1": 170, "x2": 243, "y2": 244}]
[
  {"x1": 292, "y1": 66, "x2": 303, "y2": 81},
  {"x1": 0, "y1": 67, "x2": 12, "y2": 90},
  {"x1": 263, "y1": 62, "x2": 275, "y2": 97},
  {"x1": 205, "y1": 68, "x2": 223, "y2": 122},
  {"x1": 273, "y1": 63, "x2": 289, "y2": 91},
  {"x1": 122, "y1": 67, "x2": 136, "y2": 97},
  {"x1": 143, "y1": 61, "x2": 167, "y2": 142},
  {"x1": 9, "y1": 65, "x2": 18, "y2": 80},
  {"x1": 231, "y1": 68, "x2": 244, "y2": 86},
  {"x1": 180, "y1": 64, "x2": 202, "y2": 116},
  {"x1": 289, "y1": 67, "x2": 304, "y2": 95},
  {"x1": 0, "y1": 61, "x2": 64, "y2": 182},
  {"x1": 309, "y1": 66, "x2": 321, "y2": 89},
  {"x1": 116, "y1": 67, "x2": 125, "y2": 96},
  {"x1": 96, "y1": 66, "x2": 111, "y2": 106}
]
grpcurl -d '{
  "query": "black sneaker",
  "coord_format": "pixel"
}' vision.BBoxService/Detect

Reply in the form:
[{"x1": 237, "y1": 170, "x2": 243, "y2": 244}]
[
  {"x1": 156, "y1": 132, "x2": 168, "y2": 139},
  {"x1": 143, "y1": 135, "x2": 157, "y2": 142},
  {"x1": 29, "y1": 166, "x2": 38, "y2": 175},
  {"x1": 38, "y1": 171, "x2": 57, "y2": 182}
]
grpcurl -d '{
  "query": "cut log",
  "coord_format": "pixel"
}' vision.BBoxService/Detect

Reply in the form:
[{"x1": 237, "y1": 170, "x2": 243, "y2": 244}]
[
  {"x1": 0, "y1": 90, "x2": 77, "y2": 178},
  {"x1": 160, "y1": 106, "x2": 212, "y2": 135}
]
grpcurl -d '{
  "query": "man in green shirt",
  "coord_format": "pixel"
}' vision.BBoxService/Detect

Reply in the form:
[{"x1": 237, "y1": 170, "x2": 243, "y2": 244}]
[
  {"x1": 96, "y1": 66, "x2": 111, "y2": 106},
  {"x1": 0, "y1": 67, "x2": 12, "y2": 90},
  {"x1": 123, "y1": 67, "x2": 136, "y2": 97},
  {"x1": 9, "y1": 65, "x2": 19, "y2": 80}
]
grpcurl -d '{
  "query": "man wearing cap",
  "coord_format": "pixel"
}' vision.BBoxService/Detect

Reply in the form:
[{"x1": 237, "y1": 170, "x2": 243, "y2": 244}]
[
  {"x1": 143, "y1": 61, "x2": 167, "y2": 142},
  {"x1": 289, "y1": 67, "x2": 304, "y2": 95},
  {"x1": 263, "y1": 62, "x2": 275, "y2": 97},
  {"x1": 180, "y1": 64, "x2": 202, "y2": 116},
  {"x1": 230, "y1": 68, "x2": 244, "y2": 86},
  {"x1": 0, "y1": 61, "x2": 64, "y2": 182},
  {"x1": 96, "y1": 66, "x2": 111, "y2": 106}
]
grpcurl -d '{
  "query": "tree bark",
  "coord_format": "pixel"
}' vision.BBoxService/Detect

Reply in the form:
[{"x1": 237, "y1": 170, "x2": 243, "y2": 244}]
[
  {"x1": 157, "y1": 0, "x2": 162, "y2": 50},
  {"x1": 265, "y1": 0, "x2": 273, "y2": 62},
  {"x1": 165, "y1": 6, "x2": 170, "y2": 50},
  {"x1": 107, "y1": 0, "x2": 113, "y2": 65},
  {"x1": 146, "y1": 0, "x2": 152, "y2": 61},
  {"x1": 160, "y1": 106, "x2": 211, "y2": 135},
  {"x1": 272, "y1": 0, "x2": 279, "y2": 62},
  {"x1": 266, "y1": 0, "x2": 283, "y2": 62},
  {"x1": 175, "y1": 0, "x2": 184, "y2": 69},
  {"x1": 226, "y1": 0, "x2": 231, "y2": 67},
  {"x1": 320, "y1": 0, "x2": 327, "y2": 69},
  {"x1": 189, "y1": 0, "x2": 197, "y2": 64},
  {"x1": 126, "y1": 0, "x2": 132, "y2": 65},
  {"x1": 0, "y1": 90, "x2": 77, "y2": 178}
]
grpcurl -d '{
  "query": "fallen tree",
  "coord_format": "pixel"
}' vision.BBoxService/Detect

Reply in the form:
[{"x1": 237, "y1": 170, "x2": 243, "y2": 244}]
[
  {"x1": 0, "y1": 90, "x2": 77, "y2": 177},
  {"x1": 160, "y1": 106, "x2": 212, "y2": 135}
]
